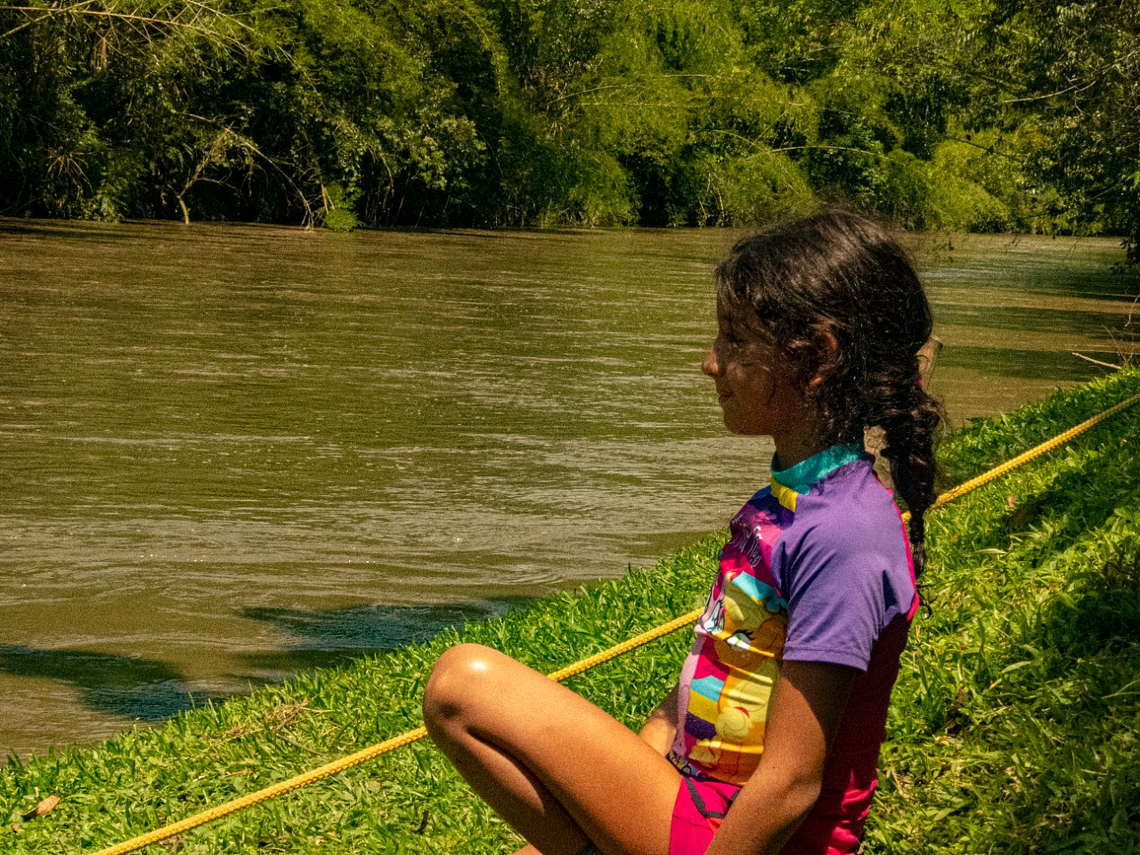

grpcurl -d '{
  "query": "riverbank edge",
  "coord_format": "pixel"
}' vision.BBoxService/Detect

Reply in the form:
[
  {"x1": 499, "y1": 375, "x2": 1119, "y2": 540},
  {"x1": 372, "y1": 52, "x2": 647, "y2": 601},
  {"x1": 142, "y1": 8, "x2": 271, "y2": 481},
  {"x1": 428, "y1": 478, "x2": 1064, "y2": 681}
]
[{"x1": 3, "y1": 366, "x2": 1139, "y2": 854}]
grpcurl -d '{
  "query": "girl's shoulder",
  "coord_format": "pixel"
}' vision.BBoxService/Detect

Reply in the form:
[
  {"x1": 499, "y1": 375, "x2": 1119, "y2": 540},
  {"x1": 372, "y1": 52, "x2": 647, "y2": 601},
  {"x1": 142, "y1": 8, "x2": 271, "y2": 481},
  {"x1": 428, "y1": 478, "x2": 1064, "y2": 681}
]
[
  {"x1": 787, "y1": 461, "x2": 908, "y2": 556},
  {"x1": 805, "y1": 456, "x2": 897, "y2": 512}
]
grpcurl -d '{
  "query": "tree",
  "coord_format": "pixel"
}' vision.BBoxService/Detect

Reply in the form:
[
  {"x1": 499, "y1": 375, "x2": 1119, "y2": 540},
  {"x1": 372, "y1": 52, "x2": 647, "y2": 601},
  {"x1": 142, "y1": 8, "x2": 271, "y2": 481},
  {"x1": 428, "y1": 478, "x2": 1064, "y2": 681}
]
[{"x1": 981, "y1": 0, "x2": 1140, "y2": 257}]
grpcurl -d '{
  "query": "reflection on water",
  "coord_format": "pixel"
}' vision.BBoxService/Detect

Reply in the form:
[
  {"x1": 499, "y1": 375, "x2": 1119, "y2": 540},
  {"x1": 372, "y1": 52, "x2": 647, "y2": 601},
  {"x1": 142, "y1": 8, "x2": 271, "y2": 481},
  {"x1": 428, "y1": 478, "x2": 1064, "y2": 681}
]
[{"x1": 0, "y1": 220, "x2": 1135, "y2": 758}]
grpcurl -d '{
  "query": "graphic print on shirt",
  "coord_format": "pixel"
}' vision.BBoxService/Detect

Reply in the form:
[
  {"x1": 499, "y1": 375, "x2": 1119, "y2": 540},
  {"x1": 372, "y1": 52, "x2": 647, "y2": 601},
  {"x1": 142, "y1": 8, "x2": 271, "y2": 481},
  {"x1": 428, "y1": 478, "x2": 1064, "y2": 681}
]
[{"x1": 678, "y1": 497, "x2": 789, "y2": 784}]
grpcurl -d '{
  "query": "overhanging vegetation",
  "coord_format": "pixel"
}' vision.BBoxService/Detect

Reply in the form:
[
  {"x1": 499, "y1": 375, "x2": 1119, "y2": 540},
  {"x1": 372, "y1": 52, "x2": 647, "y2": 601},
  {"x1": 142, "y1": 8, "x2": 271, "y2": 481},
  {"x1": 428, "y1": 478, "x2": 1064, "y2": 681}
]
[{"x1": 2, "y1": 0, "x2": 1139, "y2": 257}]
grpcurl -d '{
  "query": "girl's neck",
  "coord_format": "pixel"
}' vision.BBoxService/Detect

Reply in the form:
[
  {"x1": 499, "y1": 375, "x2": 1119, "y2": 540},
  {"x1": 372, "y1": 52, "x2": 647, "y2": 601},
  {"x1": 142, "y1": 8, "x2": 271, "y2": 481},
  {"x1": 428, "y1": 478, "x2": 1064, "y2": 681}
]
[{"x1": 772, "y1": 430, "x2": 829, "y2": 471}]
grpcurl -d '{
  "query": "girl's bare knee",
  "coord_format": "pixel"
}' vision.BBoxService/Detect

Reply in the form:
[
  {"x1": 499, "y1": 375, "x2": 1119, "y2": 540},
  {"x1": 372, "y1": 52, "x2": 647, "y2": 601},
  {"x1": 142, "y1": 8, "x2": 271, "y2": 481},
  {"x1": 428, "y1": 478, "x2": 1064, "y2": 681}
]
[{"x1": 423, "y1": 643, "x2": 501, "y2": 729}]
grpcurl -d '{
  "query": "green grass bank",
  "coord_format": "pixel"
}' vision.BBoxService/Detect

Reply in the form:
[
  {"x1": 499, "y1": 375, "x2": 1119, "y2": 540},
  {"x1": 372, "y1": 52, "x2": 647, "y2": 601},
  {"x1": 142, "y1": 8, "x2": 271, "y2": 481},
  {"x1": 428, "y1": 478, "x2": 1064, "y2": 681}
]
[{"x1": 3, "y1": 367, "x2": 1140, "y2": 855}]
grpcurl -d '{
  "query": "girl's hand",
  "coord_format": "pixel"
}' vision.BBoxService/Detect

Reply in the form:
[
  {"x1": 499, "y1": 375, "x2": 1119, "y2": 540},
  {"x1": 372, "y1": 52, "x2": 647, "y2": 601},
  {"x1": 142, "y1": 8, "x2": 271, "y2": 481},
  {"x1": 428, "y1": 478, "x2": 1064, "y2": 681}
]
[
  {"x1": 637, "y1": 684, "x2": 680, "y2": 756},
  {"x1": 704, "y1": 660, "x2": 857, "y2": 855}
]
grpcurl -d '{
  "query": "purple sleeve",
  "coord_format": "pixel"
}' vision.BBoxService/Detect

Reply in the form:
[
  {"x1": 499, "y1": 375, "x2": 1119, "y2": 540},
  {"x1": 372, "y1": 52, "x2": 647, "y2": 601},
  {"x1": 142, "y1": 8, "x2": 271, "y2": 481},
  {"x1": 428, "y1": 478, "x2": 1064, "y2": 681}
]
[{"x1": 776, "y1": 509, "x2": 915, "y2": 671}]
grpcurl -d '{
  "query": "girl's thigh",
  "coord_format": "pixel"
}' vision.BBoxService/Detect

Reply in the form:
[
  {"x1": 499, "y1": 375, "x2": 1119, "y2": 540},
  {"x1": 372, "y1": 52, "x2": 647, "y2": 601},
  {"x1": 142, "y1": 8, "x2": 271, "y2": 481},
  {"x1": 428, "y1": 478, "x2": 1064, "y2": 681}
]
[{"x1": 424, "y1": 643, "x2": 681, "y2": 855}]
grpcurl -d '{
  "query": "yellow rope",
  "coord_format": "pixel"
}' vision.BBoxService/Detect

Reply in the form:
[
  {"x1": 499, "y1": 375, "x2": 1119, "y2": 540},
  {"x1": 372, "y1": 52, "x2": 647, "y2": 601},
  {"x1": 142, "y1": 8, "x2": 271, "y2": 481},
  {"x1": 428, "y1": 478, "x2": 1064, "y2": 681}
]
[
  {"x1": 895, "y1": 390, "x2": 1140, "y2": 525},
  {"x1": 929, "y1": 390, "x2": 1140, "y2": 510},
  {"x1": 92, "y1": 387, "x2": 1140, "y2": 855},
  {"x1": 91, "y1": 728, "x2": 431, "y2": 855},
  {"x1": 91, "y1": 609, "x2": 704, "y2": 855},
  {"x1": 545, "y1": 608, "x2": 706, "y2": 683}
]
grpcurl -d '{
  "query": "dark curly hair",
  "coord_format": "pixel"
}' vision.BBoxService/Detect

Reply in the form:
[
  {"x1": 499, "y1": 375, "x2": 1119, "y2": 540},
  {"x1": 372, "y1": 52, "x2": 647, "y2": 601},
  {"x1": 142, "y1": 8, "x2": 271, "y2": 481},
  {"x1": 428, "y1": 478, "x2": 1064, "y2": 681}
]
[{"x1": 715, "y1": 208, "x2": 944, "y2": 577}]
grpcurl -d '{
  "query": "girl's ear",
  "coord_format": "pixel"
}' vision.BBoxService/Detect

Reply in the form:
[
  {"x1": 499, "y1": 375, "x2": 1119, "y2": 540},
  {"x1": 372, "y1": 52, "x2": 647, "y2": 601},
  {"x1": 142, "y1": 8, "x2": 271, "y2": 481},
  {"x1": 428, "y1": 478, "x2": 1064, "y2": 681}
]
[{"x1": 807, "y1": 328, "x2": 840, "y2": 389}]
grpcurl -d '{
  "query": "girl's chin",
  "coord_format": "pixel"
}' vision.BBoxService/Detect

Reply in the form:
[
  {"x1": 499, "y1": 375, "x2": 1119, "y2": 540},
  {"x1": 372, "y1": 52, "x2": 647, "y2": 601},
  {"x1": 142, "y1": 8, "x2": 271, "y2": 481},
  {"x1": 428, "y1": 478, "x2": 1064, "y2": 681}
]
[{"x1": 722, "y1": 418, "x2": 763, "y2": 436}]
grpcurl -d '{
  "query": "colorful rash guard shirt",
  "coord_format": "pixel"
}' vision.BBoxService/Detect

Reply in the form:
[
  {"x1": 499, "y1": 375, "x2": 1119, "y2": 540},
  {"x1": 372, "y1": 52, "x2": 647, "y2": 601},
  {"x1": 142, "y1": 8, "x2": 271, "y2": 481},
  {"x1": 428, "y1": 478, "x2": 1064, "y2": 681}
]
[{"x1": 669, "y1": 444, "x2": 919, "y2": 854}]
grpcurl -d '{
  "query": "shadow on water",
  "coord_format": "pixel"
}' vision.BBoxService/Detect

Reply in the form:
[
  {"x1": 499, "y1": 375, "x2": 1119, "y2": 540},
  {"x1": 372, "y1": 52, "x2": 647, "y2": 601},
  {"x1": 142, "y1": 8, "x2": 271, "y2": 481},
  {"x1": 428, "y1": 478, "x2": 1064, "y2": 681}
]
[
  {"x1": 0, "y1": 646, "x2": 226, "y2": 722},
  {"x1": 938, "y1": 345, "x2": 1116, "y2": 381},
  {"x1": 936, "y1": 303, "x2": 1133, "y2": 334},
  {"x1": 232, "y1": 596, "x2": 534, "y2": 677},
  {"x1": 1, "y1": 598, "x2": 533, "y2": 729},
  {"x1": 0, "y1": 218, "x2": 146, "y2": 243}
]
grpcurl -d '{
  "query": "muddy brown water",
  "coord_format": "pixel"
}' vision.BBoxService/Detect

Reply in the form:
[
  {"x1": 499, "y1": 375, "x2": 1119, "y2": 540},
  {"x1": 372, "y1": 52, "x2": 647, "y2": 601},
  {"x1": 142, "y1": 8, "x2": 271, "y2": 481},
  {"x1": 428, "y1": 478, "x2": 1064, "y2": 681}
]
[{"x1": 1, "y1": 220, "x2": 1135, "y2": 759}]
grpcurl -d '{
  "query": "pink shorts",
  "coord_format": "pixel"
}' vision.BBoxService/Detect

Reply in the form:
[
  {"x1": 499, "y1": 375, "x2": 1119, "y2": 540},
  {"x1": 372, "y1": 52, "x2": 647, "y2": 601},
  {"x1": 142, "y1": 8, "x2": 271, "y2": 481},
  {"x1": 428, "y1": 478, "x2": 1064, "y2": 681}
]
[{"x1": 669, "y1": 775, "x2": 741, "y2": 855}]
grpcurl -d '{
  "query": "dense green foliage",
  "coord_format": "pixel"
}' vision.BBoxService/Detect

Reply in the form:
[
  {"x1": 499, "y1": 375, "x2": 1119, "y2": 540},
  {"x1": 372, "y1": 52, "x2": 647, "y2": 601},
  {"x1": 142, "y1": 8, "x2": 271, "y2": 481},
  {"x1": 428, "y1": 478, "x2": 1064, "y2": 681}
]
[
  {"x1": 2, "y1": 367, "x2": 1139, "y2": 853},
  {"x1": 2, "y1": 0, "x2": 1138, "y2": 248}
]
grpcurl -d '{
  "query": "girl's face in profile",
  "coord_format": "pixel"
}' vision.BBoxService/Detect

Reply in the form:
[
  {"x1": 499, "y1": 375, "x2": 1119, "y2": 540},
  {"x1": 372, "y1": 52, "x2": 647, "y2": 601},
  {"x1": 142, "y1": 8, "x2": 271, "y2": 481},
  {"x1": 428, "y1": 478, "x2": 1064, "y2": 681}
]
[{"x1": 702, "y1": 301, "x2": 815, "y2": 457}]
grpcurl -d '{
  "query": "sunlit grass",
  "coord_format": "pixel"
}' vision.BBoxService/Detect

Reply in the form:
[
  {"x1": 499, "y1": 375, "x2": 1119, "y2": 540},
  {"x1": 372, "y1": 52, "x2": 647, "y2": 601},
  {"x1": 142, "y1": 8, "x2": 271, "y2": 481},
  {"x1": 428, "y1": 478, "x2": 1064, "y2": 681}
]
[
  {"x1": 866, "y1": 366, "x2": 1140, "y2": 854},
  {"x1": 2, "y1": 368, "x2": 1139, "y2": 854}
]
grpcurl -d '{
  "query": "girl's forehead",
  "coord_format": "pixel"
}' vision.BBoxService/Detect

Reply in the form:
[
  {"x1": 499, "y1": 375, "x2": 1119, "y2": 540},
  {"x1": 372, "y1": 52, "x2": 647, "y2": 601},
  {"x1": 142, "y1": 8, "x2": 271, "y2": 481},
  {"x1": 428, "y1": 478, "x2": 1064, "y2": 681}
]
[
  {"x1": 716, "y1": 297, "x2": 770, "y2": 338},
  {"x1": 715, "y1": 293, "x2": 748, "y2": 321}
]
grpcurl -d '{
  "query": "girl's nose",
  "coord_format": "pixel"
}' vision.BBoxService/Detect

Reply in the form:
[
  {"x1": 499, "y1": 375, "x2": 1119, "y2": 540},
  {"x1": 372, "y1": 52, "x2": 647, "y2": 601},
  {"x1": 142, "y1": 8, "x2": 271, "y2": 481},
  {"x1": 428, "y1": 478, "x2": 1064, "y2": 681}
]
[{"x1": 701, "y1": 345, "x2": 720, "y2": 377}]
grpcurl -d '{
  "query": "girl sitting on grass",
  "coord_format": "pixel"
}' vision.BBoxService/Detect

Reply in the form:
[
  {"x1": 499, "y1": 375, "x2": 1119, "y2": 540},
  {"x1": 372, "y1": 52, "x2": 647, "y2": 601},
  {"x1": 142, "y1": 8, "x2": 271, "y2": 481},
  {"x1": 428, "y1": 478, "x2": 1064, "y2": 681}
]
[{"x1": 422, "y1": 208, "x2": 942, "y2": 855}]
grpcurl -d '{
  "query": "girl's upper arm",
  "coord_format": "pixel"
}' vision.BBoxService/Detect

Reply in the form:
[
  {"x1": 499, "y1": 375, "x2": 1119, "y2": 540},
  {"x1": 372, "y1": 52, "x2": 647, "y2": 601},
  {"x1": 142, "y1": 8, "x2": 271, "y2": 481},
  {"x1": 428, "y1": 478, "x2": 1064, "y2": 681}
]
[
  {"x1": 758, "y1": 659, "x2": 856, "y2": 790},
  {"x1": 704, "y1": 660, "x2": 858, "y2": 855}
]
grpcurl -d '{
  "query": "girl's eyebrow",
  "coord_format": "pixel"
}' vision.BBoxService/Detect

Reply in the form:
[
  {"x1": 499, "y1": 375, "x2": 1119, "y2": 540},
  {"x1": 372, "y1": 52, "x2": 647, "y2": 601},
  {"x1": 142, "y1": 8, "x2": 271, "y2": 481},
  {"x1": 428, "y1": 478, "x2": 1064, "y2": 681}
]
[
  {"x1": 718, "y1": 316, "x2": 744, "y2": 340},
  {"x1": 721, "y1": 309, "x2": 766, "y2": 344}
]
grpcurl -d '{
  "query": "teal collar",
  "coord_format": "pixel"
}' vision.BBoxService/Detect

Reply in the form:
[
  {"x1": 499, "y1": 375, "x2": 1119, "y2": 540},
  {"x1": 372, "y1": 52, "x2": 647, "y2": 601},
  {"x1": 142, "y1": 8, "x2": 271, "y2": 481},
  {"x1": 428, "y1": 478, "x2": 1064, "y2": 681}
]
[{"x1": 771, "y1": 443, "x2": 866, "y2": 494}]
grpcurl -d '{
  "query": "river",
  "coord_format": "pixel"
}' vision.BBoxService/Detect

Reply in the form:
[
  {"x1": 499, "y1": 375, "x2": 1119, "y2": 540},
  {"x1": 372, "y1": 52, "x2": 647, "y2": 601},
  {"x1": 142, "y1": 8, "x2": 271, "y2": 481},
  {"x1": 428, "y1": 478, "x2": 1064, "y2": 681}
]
[{"x1": 1, "y1": 219, "x2": 1135, "y2": 759}]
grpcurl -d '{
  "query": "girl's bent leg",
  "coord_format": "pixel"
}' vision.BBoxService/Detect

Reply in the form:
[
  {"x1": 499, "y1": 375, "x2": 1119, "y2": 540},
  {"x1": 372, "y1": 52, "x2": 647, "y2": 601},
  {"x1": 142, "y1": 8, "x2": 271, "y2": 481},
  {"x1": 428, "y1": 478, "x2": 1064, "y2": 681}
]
[{"x1": 423, "y1": 643, "x2": 680, "y2": 855}]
